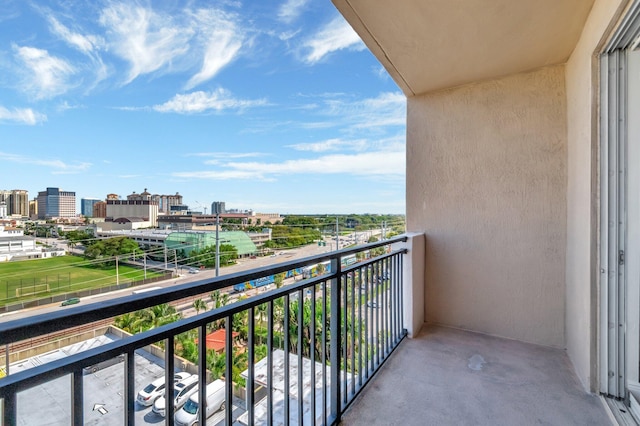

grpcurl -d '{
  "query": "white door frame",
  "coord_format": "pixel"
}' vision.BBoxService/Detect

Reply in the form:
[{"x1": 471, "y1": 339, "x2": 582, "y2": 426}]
[{"x1": 600, "y1": 0, "x2": 640, "y2": 403}]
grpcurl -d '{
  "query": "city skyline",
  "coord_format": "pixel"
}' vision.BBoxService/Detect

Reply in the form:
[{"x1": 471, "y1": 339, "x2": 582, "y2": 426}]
[{"x1": 0, "y1": 1, "x2": 406, "y2": 214}]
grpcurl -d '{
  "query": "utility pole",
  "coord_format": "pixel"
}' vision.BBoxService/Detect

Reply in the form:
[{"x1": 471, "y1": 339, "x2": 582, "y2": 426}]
[
  {"x1": 115, "y1": 256, "x2": 119, "y2": 286},
  {"x1": 174, "y1": 250, "x2": 178, "y2": 276},
  {"x1": 164, "y1": 246, "x2": 168, "y2": 269},
  {"x1": 336, "y1": 217, "x2": 339, "y2": 251},
  {"x1": 144, "y1": 255, "x2": 147, "y2": 279},
  {"x1": 212, "y1": 202, "x2": 224, "y2": 277}
]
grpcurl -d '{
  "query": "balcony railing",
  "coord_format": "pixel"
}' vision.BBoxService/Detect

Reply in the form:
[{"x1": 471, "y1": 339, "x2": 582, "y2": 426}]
[{"x1": 0, "y1": 236, "x2": 408, "y2": 425}]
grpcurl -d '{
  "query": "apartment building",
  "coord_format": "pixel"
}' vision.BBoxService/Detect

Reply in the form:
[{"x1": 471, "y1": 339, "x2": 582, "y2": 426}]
[{"x1": 0, "y1": 190, "x2": 29, "y2": 217}]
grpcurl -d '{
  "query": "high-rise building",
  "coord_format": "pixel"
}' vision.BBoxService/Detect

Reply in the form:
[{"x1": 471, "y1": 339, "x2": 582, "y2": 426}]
[
  {"x1": 10, "y1": 190, "x2": 29, "y2": 217},
  {"x1": 81, "y1": 198, "x2": 101, "y2": 217},
  {"x1": 0, "y1": 189, "x2": 29, "y2": 217},
  {"x1": 152, "y1": 192, "x2": 183, "y2": 214},
  {"x1": 93, "y1": 201, "x2": 107, "y2": 218},
  {"x1": 37, "y1": 187, "x2": 76, "y2": 219},
  {"x1": 211, "y1": 201, "x2": 226, "y2": 215}
]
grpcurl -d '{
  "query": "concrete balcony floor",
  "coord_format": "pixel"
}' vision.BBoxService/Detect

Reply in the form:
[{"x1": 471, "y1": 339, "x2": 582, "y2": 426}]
[{"x1": 341, "y1": 325, "x2": 612, "y2": 426}]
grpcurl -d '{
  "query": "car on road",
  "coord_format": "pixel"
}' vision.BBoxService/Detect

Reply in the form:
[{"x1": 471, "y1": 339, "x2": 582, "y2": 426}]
[
  {"x1": 61, "y1": 297, "x2": 80, "y2": 306},
  {"x1": 367, "y1": 301, "x2": 379, "y2": 308},
  {"x1": 137, "y1": 372, "x2": 192, "y2": 406},
  {"x1": 153, "y1": 375, "x2": 199, "y2": 417}
]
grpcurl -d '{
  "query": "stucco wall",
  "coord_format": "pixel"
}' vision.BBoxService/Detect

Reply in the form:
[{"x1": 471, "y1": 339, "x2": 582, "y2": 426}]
[
  {"x1": 407, "y1": 66, "x2": 567, "y2": 347},
  {"x1": 565, "y1": 0, "x2": 627, "y2": 392}
]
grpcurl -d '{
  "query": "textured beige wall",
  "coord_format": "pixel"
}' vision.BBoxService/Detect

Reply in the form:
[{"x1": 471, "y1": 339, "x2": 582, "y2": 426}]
[
  {"x1": 565, "y1": 0, "x2": 627, "y2": 392},
  {"x1": 407, "y1": 66, "x2": 567, "y2": 347}
]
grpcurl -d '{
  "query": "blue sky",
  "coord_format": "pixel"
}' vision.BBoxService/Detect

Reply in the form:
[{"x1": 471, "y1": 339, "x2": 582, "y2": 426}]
[{"x1": 0, "y1": 0, "x2": 406, "y2": 215}]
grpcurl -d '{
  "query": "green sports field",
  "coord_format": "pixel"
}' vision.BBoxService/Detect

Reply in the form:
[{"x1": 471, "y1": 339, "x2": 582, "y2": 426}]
[{"x1": 0, "y1": 255, "x2": 163, "y2": 305}]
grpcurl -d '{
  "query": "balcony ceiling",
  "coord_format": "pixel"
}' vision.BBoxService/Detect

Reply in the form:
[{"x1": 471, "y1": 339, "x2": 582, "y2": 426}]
[{"x1": 332, "y1": 0, "x2": 595, "y2": 96}]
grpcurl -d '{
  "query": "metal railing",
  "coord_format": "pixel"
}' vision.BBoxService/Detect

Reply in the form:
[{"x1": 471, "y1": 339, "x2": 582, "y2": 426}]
[{"x1": 0, "y1": 236, "x2": 408, "y2": 425}]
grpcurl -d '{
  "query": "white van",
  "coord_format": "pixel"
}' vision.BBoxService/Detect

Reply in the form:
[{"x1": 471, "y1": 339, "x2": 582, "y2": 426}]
[
  {"x1": 152, "y1": 375, "x2": 199, "y2": 417},
  {"x1": 174, "y1": 379, "x2": 226, "y2": 426}
]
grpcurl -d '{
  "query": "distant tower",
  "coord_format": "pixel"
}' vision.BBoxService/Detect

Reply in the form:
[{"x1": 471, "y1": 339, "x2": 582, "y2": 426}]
[{"x1": 211, "y1": 201, "x2": 226, "y2": 215}]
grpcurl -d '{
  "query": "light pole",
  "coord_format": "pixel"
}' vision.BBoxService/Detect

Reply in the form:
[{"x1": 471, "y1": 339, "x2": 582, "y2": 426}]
[{"x1": 212, "y1": 202, "x2": 224, "y2": 277}]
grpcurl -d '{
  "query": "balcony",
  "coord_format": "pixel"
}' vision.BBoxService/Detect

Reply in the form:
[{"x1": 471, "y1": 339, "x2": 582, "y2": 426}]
[{"x1": 0, "y1": 232, "x2": 614, "y2": 425}]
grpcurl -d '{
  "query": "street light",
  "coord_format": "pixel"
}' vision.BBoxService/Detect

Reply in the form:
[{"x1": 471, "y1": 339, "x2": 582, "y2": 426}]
[{"x1": 211, "y1": 202, "x2": 224, "y2": 277}]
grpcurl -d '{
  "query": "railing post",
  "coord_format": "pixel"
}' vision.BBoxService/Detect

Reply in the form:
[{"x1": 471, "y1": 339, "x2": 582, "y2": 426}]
[
  {"x1": 329, "y1": 256, "x2": 341, "y2": 422},
  {"x1": 392, "y1": 233, "x2": 425, "y2": 338},
  {"x1": 125, "y1": 351, "x2": 135, "y2": 426},
  {"x1": 4, "y1": 391, "x2": 16, "y2": 426}
]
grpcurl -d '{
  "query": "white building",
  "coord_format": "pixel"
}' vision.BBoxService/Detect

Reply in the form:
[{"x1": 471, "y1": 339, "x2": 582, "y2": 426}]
[{"x1": 0, "y1": 226, "x2": 63, "y2": 262}]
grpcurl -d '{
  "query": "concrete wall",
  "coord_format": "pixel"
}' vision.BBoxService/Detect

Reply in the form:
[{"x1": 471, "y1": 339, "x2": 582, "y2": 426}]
[
  {"x1": 565, "y1": 0, "x2": 627, "y2": 392},
  {"x1": 407, "y1": 65, "x2": 568, "y2": 348}
]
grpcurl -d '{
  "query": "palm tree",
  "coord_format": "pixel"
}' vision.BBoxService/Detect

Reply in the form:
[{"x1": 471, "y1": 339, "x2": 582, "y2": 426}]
[
  {"x1": 206, "y1": 349, "x2": 227, "y2": 380},
  {"x1": 114, "y1": 312, "x2": 136, "y2": 333},
  {"x1": 193, "y1": 298, "x2": 207, "y2": 315}
]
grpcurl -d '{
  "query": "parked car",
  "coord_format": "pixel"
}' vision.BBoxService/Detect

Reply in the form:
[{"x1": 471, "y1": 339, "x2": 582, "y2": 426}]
[
  {"x1": 61, "y1": 297, "x2": 80, "y2": 306},
  {"x1": 174, "y1": 380, "x2": 225, "y2": 426},
  {"x1": 152, "y1": 375, "x2": 199, "y2": 417},
  {"x1": 137, "y1": 372, "x2": 192, "y2": 406}
]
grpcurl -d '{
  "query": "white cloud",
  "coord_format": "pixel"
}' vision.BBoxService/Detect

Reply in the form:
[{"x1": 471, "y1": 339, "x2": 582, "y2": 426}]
[
  {"x1": 99, "y1": 3, "x2": 192, "y2": 84},
  {"x1": 286, "y1": 138, "x2": 368, "y2": 152},
  {"x1": 172, "y1": 150, "x2": 404, "y2": 181},
  {"x1": 47, "y1": 16, "x2": 102, "y2": 54},
  {"x1": 324, "y1": 92, "x2": 406, "y2": 130},
  {"x1": 153, "y1": 89, "x2": 267, "y2": 114},
  {"x1": 0, "y1": 152, "x2": 91, "y2": 173},
  {"x1": 13, "y1": 45, "x2": 76, "y2": 99},
  {"x1": 301, "y1": 16, "x2": 365, "y2": 64},
  {"x1": 0, "y1": 106, "x2": 46, "y2": 125},
  {"x1": 278, "y1": 0, "x2": 309, "y2": 24},
  {"x1": 184, "y1": 9, "x2": 244, "y2": 89}
]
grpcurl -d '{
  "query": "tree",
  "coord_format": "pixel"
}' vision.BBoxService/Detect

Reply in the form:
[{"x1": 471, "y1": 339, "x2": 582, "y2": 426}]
[
  {"x1": 193, "y1": 298, "x2": 207, "y2": 314},
  {"x1": 274, "y1": 272, "x2": 286, "y2": 289},
  {"x1": 84, "y1": 236, "x2": 142, "y2": 266},
  {"x1": 189, "y1": 244, "x2": 238, "y2": 268}
]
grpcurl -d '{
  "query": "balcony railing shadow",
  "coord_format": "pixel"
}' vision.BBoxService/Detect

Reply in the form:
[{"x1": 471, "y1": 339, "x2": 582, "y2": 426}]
[{"x1": 341, "y1": 325, "x2": 612, "y2": 426}]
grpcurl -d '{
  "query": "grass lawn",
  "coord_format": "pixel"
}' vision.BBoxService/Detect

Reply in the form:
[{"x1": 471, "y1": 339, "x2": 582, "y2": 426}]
[{"x1": 0, "y1": 255, "x2": 163, "y2": 305}]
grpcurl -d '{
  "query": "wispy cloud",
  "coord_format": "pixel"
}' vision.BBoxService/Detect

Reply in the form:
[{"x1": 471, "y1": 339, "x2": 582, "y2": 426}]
[
  {"x1": 0, "y1": 106, "x2": 46, "y2": 125},
  {"x1": 184, "y1": 8, "x2": 244, "y2": 89},
  {"x1": 286, "y1": 138, "x2": 368, "y2": 152},
  {"x1": 46, "y1": 14, "x2": 108, "y2": 88},
  {"x1": 13, "y1": 45, "x2": 76, "y2": 99},
  {"x1": 301, "y1": 16, "x2": 364, "y2": 64},
  {"x1": 99, "y1": 3, "x2": 191, "y2": 84},
  {"x1": 0, "y1": 152, "x2": 91, "y2": 173},
  {"x1": 278, "y1": 0, "x2": 309, "y2": 24},
  {"x1": 173, "y1": 150, "x2": 404, "y2": 181},
  {"x1": 47, "y1": 16, "x2": 102, "y2": 54},
  {"x1": 187, "y1": 152, "x2": 266, "y2": 159},
  {"x1": 153, "y1": 89, "x2": 267, "y2": 114},
  {"x1": 323, "y1": 92, "x2": 406, "y2": 130}
]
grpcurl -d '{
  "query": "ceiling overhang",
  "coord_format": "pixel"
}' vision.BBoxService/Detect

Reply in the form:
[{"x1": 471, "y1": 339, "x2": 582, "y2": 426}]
[{"x1": 333, "y1": 0, "x2": 596, "y2": 96}]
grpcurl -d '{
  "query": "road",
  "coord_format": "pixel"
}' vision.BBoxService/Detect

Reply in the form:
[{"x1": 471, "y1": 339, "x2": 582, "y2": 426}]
[{"x1": 0, "y1": 232, "x2": 376, "y2": 322}]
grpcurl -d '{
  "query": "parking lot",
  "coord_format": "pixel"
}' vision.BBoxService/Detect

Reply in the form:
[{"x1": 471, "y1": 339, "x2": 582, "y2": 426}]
[{"x1": 9, "y1": 334, "x2": 244, "y2": 425}]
